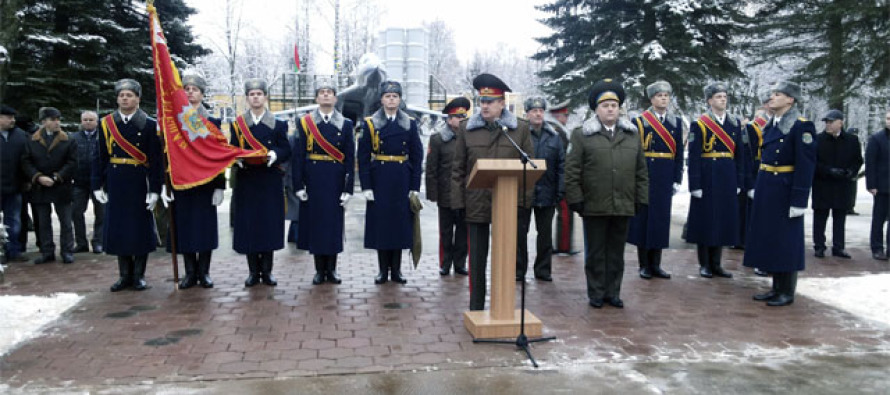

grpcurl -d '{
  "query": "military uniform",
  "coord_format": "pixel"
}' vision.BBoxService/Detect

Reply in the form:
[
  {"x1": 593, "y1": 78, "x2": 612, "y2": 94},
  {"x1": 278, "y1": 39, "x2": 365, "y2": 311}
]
[
  {"x1": 685, "y1": 83, "x2": 745, "y2": 278},
  {"x1": 293, "y1": 107, "x2": 355, "y2": 283},
  {"x1": 628, "y1": 81, "x2": 684, "y2": 279},
  {"x1": 740, "y1": 114, "x2": 768, "y2": 249},
  {"x1": 359, "y1": 81, "x2": 424, "y2": 285},
  {"x1": 426, "y1": 97, "x2": 470, "y2": 276},
  {"x1": 548, "y1": 101, "x2": 577, "y2": 255},
  {"x1": 229, "y1": 79, "x2": 292, "y2": 287},
  {"x1": 92, "y1": 79, "x2": 162, "y2": 292},
  {"x1": 744, "y1": 80, "x2": 816, "y2": 306},
  {"x1": 451, "y1": 73, "x2": 534, "y2": 311}
]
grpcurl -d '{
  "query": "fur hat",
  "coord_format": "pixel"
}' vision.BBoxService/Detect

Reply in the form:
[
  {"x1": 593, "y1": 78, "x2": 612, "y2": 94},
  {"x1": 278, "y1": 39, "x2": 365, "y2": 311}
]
[
  {"x1": 182, "y1": 74, "x2": 207, "y2": 93},
  {"x1": 703, "y1": 82, "x2": 728, "y2": 101},
  {"x1": 244, "y1": 78, "x2": 268, "y2": 95},
  {"x1": 646, "y1": 81, "x2": 672, "y2": 99},
  {"x1": 380, "y1": 80, "x2": 402, "y2": 97},
  {"x1": 524, "y1": 96, "x2": 547, "y2": 112},
  {"x1": 315, "y1": 78, "x2": 337, "y2": 96},
  {"x1": 38, "y1": 107, "x2": 61, "y2": 121},
  {"x1": 588, "y1": 79, "x2": 625, "y2": 109},
  {"x1": 115, "y1": 78, "x2": 142, "y2": 97},
  {"x1": 770, "y1": 80, "x2": 802, "y2": 104}
]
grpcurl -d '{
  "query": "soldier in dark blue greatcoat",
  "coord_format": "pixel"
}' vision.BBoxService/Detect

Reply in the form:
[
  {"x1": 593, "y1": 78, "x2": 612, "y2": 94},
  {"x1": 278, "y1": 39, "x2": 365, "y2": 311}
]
[
  {"x1": 229, "y1": 79, "x2": 291, "y2": 287},
  {"x1": 685, "y1": 82, "x2": 745, "y2": 279},
  {"x1": 358, "y1": 81, "x2": 423, "y2": 285},
  {"x1": 628, "y1": 81, "x2": 684, "y2": 280},
  {"x1": 744, "y1": 81, "x2": 816, "y2": 307},
  {"x1": 160, "y1": 74, "x2": 225, "y2": 289},
  {"x1": 92, "y1": 79, "x2": 162, "y2": 292},
  {"x1": 292, "y1": 80, "x2": 355, "y2": 285}
]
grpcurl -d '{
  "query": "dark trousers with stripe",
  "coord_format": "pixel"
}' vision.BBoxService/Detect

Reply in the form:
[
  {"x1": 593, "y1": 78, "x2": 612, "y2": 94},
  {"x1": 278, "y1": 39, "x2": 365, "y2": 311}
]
[
  {"x1": 438, "y1": 207, "x2": 467, "y2": 272},
  {"x1": 467, "y1": 222, "x2": 490, "y2": 311},
  {"x1": 554, "y1": 199, "x2": 575, "y2": 253}
]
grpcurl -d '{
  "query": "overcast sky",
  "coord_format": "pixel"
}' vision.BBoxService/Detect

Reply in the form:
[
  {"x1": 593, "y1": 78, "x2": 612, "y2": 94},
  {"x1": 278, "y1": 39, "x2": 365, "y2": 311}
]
[{"x1": 184, "y1": 0, "x2": 552, "y2": 74}]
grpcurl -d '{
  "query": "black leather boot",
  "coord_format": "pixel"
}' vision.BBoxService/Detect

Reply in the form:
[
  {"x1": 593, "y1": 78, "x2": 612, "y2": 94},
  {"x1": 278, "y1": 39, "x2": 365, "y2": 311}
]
[
  {"x1": 110, "y1": 256, "x2": 132, "y2": 292},
  {"x1": 326, "y1": 255, "x2": 342, "y2": 284},
  {"x1": 312, "y1": 255, "x2": 326, "y2": 285},
  {"x1": 244, "y1": 254, "x2": 261, "y2": 287},
  {"x1": 650, "y1": 249, "x2": 671, "y2": 279},
  {"x1": 709, "y1": 247, "x2": 732, "y2": 278},
  {"x1": 375, "y1": 251, "x2": 389, "y2": 284},
  {"x1": 261, "y1": 252, "x2": 277, "y2": 286},
  {"x1": 697, "y1": 245, "x2": 712, "y2": 278},
  {"x1": 179, "y1": 253, "x2": 198, "y2": 289},
  {"x1": 753, "y1": 273, "x2": 778, "y2": 301},
  {"x1": 638, "y1": 247, "x2": 652, "y2": 279},
  {"x1": 390, "y1": 250, "x2": 407, "y2": 284},
  {"x1": 132, "y1": 255, "x2": 149, "y2": 291},
  {"x1": 767, "y1": 272, "x2": 796, "y2": 307},
  {"x1": 197, "y1": 251, "x2": 213, "y2": 288}
]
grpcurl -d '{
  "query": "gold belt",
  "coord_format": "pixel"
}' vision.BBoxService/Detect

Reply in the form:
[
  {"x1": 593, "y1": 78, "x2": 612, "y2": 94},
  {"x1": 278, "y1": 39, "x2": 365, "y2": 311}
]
[
  {"x1": 308, "y1": 153, "x2": 338, "y2": 162},
  {"x1": 760, "y1": 164, "x2": 794, "y2": 173},
  {"x1": 702, "y1": 152, "x2": 733, "y2": 158},
  {"x1": 372, "y1": 154, "x2": 408, "y2": 162},
  {"x1": 110, "y1": 157, "x2": 146, "y2": 166},
  {"x1": 645, "y1": 152, "x2": 675, "y2": 159}
]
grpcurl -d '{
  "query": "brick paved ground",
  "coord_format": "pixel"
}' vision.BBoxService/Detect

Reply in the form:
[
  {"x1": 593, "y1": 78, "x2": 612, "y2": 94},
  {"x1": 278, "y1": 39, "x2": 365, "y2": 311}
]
[{"x1": 2, "y1": 242, "x2": 889, "y2": 389}]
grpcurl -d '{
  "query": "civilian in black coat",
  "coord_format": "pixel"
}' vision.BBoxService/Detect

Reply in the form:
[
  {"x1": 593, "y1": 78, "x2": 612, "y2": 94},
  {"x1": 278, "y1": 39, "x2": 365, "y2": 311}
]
[
  {"x1": 812, "y1": 110, "x2": 862, "y2": 259},
  {"x1": 21, "y1": 107, "x2": 77, "y2": 264},
  {"x1": 866, "y1": 110, "x2": 890, "y2": 260},
  {"x1": 0, "y1": 105, "x2": 30, "y2": 262}
]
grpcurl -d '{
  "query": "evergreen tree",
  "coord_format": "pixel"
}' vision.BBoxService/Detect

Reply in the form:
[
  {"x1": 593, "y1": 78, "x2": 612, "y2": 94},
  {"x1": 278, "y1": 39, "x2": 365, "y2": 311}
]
[
  {"x1": 533, "y1": 0, "x2": 746, "y2": 111},
  {"x1": 4, "y1": 0, "x2": 207, "y2": 121},
  {"x1": 749, "y1": 0, "x2": 890, "y2": 110}
]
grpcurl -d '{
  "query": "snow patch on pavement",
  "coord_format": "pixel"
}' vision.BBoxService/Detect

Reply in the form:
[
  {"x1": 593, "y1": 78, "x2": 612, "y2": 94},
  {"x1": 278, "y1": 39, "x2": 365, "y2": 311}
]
[
  {"x1": 0, "y1": 293, "x2": 83, "y2": 356},
  {"x1": 797, "y1": 273, "x2": 890, "y2": 327}
]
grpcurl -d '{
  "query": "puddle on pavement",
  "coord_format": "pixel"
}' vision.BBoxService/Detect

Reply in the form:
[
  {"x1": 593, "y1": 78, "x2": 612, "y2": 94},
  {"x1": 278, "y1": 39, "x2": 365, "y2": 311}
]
[
  {"x1": 104, "y1": 311, "x2": 138, "y2": 319},
  {"x1": 129, "y1": 305, "x2": 158, "y2": 312},
  {"x1": 144, "y1": 337, "x2": 181, "y2": 346},
  {"x1": 383, "y1": 303, "x2": 411, "y2": 309},
  {"x1": 167, "y1": 329, "x2": 203, "y2": 337}
]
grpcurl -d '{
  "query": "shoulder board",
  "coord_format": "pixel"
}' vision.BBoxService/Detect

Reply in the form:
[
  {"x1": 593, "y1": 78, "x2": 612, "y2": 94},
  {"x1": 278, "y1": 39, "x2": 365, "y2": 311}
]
[{"x1": 798, "y1": 117, "x2": 808, "y2": 122}]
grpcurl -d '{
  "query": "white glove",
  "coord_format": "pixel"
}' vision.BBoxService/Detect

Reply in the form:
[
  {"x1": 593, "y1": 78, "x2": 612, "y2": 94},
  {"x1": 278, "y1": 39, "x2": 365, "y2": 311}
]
[
  {"x1": 747, "y1": 189, "x2": 755, "y2": 199},
  {"x1": 93, "y1": 189, "x2": 108, "y2": 204},
  {"x1": 296, "y1": 189, "x2": 308, "y2": 202},
  {"x1": 234, "y1": 159, "x2": 244, "y2": 168},
  {"x1": 691, "y1": 189, "x2": 703, "y2": 198},
  {"x1": 266, "y1": 150, "x2": 277, "y2": 167},
  {"x1": 408, "y1": 190, "x2": 419, "y2": 199},
  {"x1": 789, "y1": 206, "x2": 806, "y2": 218},
  {"x1": 160, "y1": 185, "x2": 175, "y2": 208},
  {"x1": 736, "y1": 188, "x2": 741, "y2": 195},
  {"x1": 672, "y1": 183, "x2": 680, "y2": 196},
  {"x1": 211, "y1": 189, "x2": 224, "y2": 206},
  {"x1": 339, "y1": 192, "x2": 351, "y2": 206},
  {"x1": 146, "y1": 192, "x2": 159, "y2": 211},
  {"x1": 363, "y1": 190, "x2": 375, "y2": 201}
]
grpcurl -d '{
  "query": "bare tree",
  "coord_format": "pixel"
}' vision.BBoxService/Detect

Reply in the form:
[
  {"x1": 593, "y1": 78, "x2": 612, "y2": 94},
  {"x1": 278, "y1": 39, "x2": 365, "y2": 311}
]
[{"x1": 424, "y1": 19, "x2": 462, "y2": 94}]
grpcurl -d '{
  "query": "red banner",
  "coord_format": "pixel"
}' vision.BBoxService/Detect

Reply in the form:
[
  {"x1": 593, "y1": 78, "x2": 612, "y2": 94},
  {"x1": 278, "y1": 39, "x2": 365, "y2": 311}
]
[{"x1": 149, "y1": 4, "x2": 263, "y2": 190}]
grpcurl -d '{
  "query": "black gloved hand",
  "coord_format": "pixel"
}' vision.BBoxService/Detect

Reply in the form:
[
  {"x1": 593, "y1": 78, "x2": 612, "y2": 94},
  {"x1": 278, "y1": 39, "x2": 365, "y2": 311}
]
[
  {"x1": 829, "y1": 167, "x2": 846, "y2": 179},
  {"x1": 569, "y1": 202, "x2": 584, "y2": 214}
]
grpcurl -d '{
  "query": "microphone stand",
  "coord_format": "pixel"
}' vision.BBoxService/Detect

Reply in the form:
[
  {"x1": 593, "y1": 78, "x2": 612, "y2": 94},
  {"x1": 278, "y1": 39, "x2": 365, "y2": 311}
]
[{"x1": 473, "y1": 125, "x2": 555, "y2": 368}]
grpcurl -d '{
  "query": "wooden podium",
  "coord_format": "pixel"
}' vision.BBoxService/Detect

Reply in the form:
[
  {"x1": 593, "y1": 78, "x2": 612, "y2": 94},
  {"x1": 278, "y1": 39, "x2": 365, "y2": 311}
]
[{"x1": 463, "y1": 158, "x2": 547, "y2": 339}]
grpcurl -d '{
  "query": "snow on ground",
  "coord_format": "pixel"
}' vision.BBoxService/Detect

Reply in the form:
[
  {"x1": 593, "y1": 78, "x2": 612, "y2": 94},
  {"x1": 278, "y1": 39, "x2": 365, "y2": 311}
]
[
  {"x1": 0, "y1": 293, "x2": 83, "y2": 356},
  {"x1": 798, "y1": 273, "x2": 890, "y2": 327}
]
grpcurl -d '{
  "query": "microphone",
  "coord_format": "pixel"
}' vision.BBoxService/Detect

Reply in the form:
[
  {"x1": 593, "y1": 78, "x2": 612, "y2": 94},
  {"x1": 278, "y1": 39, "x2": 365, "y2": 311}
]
[{"x1": 501, "y1": 126, "x2": 537, "y2": 169}]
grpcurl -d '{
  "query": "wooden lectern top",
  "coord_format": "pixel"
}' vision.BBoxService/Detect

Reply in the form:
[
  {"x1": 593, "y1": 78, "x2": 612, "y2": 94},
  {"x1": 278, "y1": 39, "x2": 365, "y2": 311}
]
[{"x1": 467, "y1": 159, "x2": 547, "y2": 190}]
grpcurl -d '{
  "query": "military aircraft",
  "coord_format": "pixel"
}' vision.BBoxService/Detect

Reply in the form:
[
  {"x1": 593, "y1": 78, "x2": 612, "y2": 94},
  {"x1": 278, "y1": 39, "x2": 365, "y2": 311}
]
[{"x1": 274, "y1": 53, "x2": 445, "y2": 134}]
